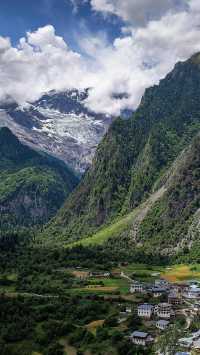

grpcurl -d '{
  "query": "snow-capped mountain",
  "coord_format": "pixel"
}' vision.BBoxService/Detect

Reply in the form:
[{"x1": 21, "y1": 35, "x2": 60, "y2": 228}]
[{"x1": 0, "y1": 89, "x2": 114, "y2": 174}]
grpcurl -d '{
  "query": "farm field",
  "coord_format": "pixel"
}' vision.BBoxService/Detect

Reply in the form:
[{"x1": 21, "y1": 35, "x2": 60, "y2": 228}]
[
  {"x1": 114, "y1": 263, "x2": 164, "y2": 282},
  {"x1": 68, "y1": 277, "x2": 130, "y2": 295},
  {"x1": 1, "y1": 264, "x2": 200, "y2": 298},
  {"x1": 161, "y1": 264, "x2": 200, "y2": 282},
  {"x1": 113, "y1": 263, "x2": 200, "y2": 283}
]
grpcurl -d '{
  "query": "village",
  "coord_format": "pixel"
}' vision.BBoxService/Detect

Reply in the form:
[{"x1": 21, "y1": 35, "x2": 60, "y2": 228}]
[
  {"x1": 129, "y1": 277, "x2": 200, "y2": 354},
  {"x1": 69, "y1": 264, "x2": 200, "y2": 354}
]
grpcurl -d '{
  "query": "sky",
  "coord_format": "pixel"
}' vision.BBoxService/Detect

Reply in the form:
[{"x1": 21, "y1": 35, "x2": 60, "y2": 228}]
[{"x1": 0, "y1": 0, "x2": 200, "y2": 115}]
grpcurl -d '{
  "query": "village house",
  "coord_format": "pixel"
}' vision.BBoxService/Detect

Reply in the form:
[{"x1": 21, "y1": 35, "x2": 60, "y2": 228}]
[
  {"x1": 175, "y1": 283, "x2": 189, "y2": 294},
  {"x1": 112, "y1": 271, "x2": 122, "y2": 277},
  {"x1": 178, "y1": 330, "x2": 200, "y2": 349},
  {"x1": 171, "y1": 283, "x2": 185, "y2": 293},
  {"x1": 155, "y1": 303, "x2": 172, "y2": 319},
  {"x1": 175, "y1": 352, "x2": 191, "y2": 355},
  {"x1": 151, "y1": 287, "x2": 166, "y2": 298},
  {"x1": 155, "y1": 279, "x2": 170, "y2": 289},
  {"x1": 138, "y1": 304, "x2": 154, "y2": 319},
  {"x1": 178, "y1": 337, "x2": 193, "y2": 349},
  {"x1": 156, "y1": 319, "x2": 170, "y2": 330},
  {"x1": 183, "y1": 285, "x2": 200, "y2": 299},
  {"x1": 130, "y1": 281, "x2": 146, "y2": 293},
  {"x1": 130, "y1": 331, "x2": 153, "y2": 346},
  {"x1": 168, "y1": 291, "x2": 182, "y2": 305},
  {"x1": 130, "y1": 282, "x2": 146, "y2": 294}
]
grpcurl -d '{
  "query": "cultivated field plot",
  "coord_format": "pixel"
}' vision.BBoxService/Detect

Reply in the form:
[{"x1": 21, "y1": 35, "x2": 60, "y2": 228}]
[
  {"x1": 68, "y1": 276, "x2": 130, "y2": 295},
  {"x1": 161, "y1": 264, "x2": 200, "y2": 282},
  {"x1": 115, "y1": 264, "x2": 165, "y2": 282}
]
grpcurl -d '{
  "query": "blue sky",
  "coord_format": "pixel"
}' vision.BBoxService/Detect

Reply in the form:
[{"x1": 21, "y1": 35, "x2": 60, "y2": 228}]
[{"x1": 0, "y1": 0, "x2": 122, "y2": 51}]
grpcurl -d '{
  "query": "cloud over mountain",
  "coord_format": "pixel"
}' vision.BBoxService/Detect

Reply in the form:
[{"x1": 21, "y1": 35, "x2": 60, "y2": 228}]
[{"x1": 0, "y1": 0, "x2": 200, "y2": 115}]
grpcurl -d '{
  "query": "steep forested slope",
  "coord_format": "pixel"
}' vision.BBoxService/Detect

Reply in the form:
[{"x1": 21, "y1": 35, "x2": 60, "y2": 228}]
[
  {"x1": 0, "y1": 127, "x2": 78, "y2": 235},
  {"x1": 137, "y1": 134, "x2": 200, "y2": 254},
  {"x1": 44, "y1": 53, "x2": 200, "y2": 248}
]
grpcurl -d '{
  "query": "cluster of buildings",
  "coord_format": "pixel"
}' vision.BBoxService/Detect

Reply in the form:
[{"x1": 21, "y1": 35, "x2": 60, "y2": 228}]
[
  {"x1": 129, "y1": 278, "x2": 200, "y2": 350},
  {"x1": 130, "y1": 278, "x2": 200, "y2": 303},
  {"x1": 178, "y1": 330, "x2": 200, "y2": 352},
  {"x1": 137, "y1": 302, "x2": 173, "y2": 321}
]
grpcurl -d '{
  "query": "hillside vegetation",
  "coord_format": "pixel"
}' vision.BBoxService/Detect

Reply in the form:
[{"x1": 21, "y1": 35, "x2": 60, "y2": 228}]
[
  {"x1": 43, "y1": 53, "x2": 200, "y2": 256},
  {"x1": 0, "y1": 127, "x2": 78, "y2": 241}
]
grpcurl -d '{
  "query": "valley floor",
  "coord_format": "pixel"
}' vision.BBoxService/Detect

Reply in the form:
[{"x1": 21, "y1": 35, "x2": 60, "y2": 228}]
[{"x1": 1, "y1": 246, "x2": 200, "y2": 355}]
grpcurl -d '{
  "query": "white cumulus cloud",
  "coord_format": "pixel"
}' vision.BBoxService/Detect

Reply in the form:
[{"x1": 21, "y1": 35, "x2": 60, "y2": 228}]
[
  {"x1": 0, "y1": 0, "x2": 200, "y2": 115},
  {"x1": 0, "y1": 25, "x2": 87, "y2": 105}
]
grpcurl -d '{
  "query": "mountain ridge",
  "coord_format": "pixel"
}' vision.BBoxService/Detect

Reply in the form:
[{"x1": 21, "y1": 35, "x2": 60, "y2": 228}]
[
  {"x1": 42, "y1": 53, "x2": 200, "y2": 255},
  {"x1": 0, "y1": 89, "x2": 114, "y2": 174}
]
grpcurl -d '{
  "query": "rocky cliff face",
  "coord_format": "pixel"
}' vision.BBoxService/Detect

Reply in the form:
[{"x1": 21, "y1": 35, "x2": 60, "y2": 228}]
[{"x1": 0, "y1": 89, "x2": 114, "y2": 174}]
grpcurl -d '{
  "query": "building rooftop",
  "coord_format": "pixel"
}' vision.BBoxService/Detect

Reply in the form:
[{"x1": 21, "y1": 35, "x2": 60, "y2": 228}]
[
  {"x1": 151, "y1": 287, "x2": 166, "y2": 292},
  {"x1": 168, "y1": 291, "x2": 180, "y2": 297},
  {"x1": 131, "y1": 331, "x2": 148, "y2": 339},
  {"x1": 138, "y1": 304, "x2": 154, "y2": 310},
  {"x1": 158, "y1": 302, "x2": 171, "y2": 307}
]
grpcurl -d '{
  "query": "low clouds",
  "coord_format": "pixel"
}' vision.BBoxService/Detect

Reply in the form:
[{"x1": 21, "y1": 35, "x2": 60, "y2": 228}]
[{"x1": 0, "y1": 0, "x2": 200, "y2": 115}]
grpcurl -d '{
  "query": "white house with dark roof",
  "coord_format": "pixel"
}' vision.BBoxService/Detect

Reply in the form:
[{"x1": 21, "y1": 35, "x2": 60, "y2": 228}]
[
  {"x1": 130, "y1": 331, "x2": 153, "y2": 346},
  {"x1": 156, "y1": 319, "x2": 170, "y2": 330},
  {"x1": 130, "y1": 282, "x2": 145, "y2": 294},
  {"x1": 137, "y1": 304, "x2": 154, "y2": 319}
]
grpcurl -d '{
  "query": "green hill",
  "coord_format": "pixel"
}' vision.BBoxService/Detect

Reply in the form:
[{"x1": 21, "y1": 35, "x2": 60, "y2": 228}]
[{"x1": 0, "y1": 127, "x2": 78, "y2": 236}]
